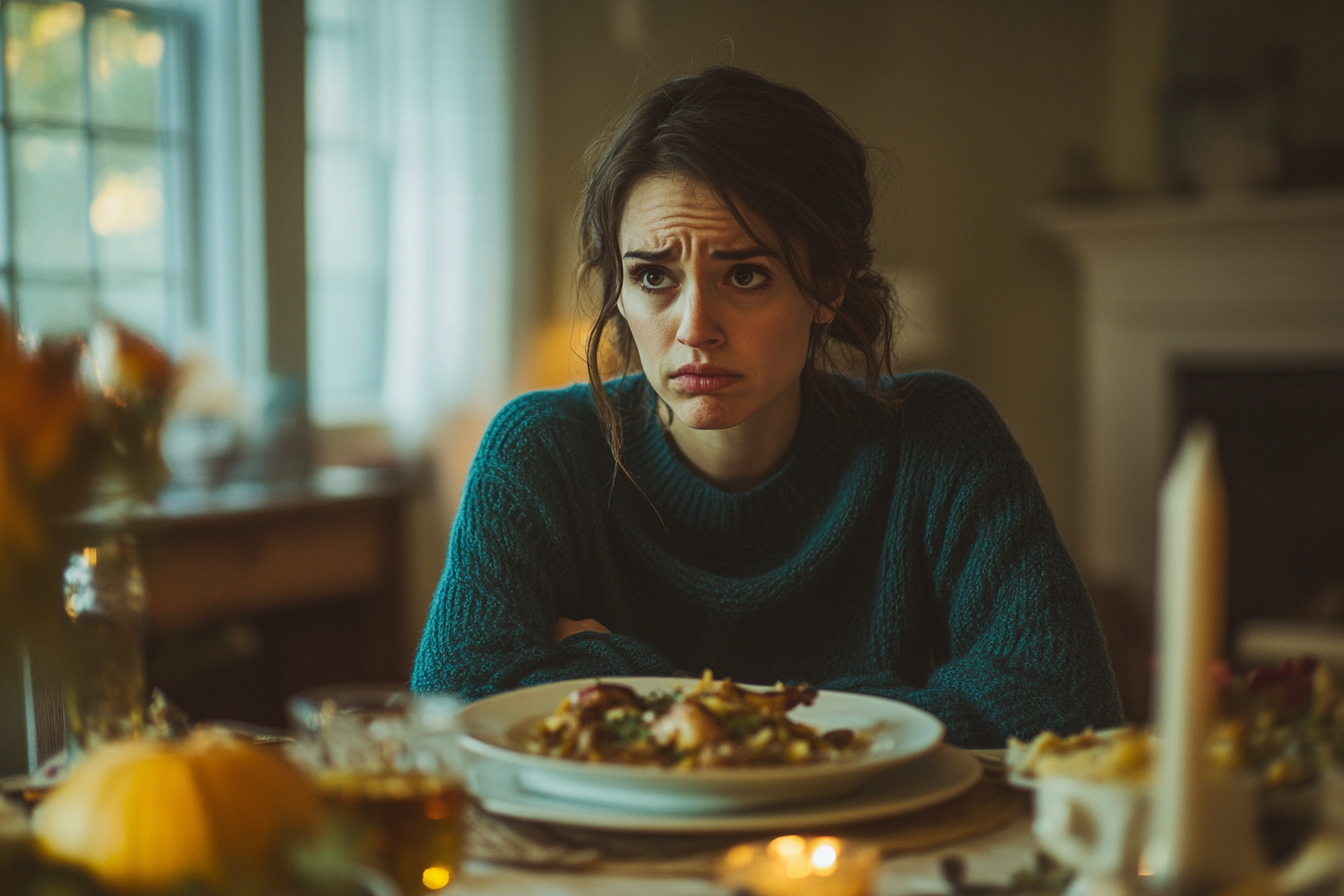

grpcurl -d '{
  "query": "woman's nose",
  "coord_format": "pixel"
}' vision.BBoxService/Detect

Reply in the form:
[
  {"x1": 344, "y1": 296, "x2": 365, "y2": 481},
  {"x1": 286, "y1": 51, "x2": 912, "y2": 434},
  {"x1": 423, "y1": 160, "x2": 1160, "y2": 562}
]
[{"x1": 675, "y1": 282, "x2": 724, "y2": 348}]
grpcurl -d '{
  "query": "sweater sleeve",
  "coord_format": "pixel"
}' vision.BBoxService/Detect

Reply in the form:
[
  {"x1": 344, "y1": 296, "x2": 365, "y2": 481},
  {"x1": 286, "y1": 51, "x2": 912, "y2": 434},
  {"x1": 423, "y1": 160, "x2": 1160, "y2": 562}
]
[
  {"x1": 826, "y1": 375, "x2": 1123, "y2": 748},
  {"x1": 410, "y1": 397, "x2": 676, "y2": 699}
]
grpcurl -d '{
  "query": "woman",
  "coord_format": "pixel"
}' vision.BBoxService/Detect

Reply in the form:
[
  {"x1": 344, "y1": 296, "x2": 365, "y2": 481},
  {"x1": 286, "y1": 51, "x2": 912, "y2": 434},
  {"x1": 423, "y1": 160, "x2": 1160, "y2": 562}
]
[{"x1": 412, "y1": 66, "x2": 1122, "y2": 748}]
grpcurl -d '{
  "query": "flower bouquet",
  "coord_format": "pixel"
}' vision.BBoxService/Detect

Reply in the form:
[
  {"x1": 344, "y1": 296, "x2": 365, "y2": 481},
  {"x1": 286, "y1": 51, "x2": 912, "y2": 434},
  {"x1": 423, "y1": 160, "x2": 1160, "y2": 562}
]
[{"x1": 0, "y1": 309, "x2": 175, "y2": 722}]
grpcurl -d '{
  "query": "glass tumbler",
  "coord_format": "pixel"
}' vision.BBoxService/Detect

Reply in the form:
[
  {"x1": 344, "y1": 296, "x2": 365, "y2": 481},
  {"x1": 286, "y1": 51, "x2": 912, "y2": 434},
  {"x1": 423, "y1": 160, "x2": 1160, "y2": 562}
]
[{"x1": 288, "y1": 686, "x2": 465, "y2": 894}]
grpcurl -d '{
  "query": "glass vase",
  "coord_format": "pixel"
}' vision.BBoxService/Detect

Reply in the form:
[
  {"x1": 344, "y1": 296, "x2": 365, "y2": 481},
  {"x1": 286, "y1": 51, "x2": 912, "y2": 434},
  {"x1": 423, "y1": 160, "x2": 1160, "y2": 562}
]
[{"x1": 62, "y1": 532, "x2": 147, "y2": 755}]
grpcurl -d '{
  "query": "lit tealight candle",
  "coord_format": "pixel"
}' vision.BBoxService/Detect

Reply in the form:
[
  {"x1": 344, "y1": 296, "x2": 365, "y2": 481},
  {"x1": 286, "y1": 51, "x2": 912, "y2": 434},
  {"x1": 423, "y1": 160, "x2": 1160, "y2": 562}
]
[{"x1": 718, "y1": 835, "x2": 879, "y2": 896}]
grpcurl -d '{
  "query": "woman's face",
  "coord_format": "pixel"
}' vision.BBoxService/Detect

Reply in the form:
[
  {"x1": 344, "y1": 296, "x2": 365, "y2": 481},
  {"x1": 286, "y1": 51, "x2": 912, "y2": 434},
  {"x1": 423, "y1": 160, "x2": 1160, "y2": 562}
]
[{"x1": 616, "y1": 174, "x2": 834, "y2": 436}]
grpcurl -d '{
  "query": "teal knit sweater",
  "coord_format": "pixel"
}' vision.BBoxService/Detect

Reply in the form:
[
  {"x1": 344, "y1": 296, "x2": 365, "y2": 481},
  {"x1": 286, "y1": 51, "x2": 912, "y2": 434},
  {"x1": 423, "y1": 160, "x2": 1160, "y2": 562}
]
[{"x1": 411, "y1": 372, "x2": 1122, "y2": 748}]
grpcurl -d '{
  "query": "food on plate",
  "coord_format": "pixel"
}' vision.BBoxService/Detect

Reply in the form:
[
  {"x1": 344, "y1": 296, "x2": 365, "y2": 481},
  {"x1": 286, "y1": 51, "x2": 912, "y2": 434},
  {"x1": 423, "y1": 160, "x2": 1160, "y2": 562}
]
[
  {"x1": 526, "y1": 671, "x2": 870, "y2": 768},
  {"x1": 1005, "y1": 726, "x2": 1153, "y2": 784},
  {"x1": 1007, "y1": 657, "x2": 1344, "y2": 789}
]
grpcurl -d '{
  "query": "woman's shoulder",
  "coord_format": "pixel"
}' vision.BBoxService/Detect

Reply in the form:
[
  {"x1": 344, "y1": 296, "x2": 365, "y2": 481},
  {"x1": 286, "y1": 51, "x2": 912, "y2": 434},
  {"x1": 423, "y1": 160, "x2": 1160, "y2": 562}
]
[
  {"x1": 880, "y1": 371, "x2": 1026, "y2": 470},
  {"x1": 885, "y1": 370, "x2": 1000, "y2": 420},
  {"x1": 477, "y1": 376, "x2": 648, "y2": 457},
  {"x1": 476, "y1": 383, "x2": 599, "y2": 457}
]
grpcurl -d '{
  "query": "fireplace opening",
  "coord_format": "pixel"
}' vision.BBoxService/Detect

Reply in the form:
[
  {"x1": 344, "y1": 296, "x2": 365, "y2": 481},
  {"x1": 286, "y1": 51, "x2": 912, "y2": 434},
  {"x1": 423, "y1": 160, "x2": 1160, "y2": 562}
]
[{"x1": 1174, "y1": 365, "x2": 1344, "y2": 660}]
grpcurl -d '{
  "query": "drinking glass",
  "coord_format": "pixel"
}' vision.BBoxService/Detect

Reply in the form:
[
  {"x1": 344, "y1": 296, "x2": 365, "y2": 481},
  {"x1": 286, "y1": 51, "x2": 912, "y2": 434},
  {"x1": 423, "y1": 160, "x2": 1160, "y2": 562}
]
[
  {"x1": 62, "y1": 533, "x2": 147, "y2": 755},
  {"x1": 288, "y1": 686, "x2": 465, "y2": 894}
]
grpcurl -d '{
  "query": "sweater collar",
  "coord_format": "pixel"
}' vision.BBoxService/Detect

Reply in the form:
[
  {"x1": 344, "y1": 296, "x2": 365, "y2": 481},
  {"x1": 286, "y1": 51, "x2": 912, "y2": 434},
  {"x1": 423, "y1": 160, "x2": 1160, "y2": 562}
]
[{"x1": 617, "y1": 375, "x2": 861, "y2": 532}]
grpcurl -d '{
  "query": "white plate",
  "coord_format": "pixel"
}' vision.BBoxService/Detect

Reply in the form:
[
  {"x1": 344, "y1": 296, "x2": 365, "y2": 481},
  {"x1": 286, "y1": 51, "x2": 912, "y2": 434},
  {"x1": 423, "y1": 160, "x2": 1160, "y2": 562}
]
[
  {"x1": 468, "y1": 744, "x2": 982, "y2": 833},
  {"x1": 457, "y1": 676, "x2": 945, "y2": 813}
]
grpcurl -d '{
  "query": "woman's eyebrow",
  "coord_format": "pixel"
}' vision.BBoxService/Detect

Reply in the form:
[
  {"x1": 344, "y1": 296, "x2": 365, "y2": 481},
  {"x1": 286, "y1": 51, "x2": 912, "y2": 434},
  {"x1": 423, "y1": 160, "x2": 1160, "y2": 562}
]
[
  {"x1": 621, "y1": 245, "x2": 776, "y2": 261},
  {"x1": 710, "y1": 246, "x2": 776, "y2": 260},
  {"x1": 623, "y1": 248, "x2": 673, "y2": 260}
]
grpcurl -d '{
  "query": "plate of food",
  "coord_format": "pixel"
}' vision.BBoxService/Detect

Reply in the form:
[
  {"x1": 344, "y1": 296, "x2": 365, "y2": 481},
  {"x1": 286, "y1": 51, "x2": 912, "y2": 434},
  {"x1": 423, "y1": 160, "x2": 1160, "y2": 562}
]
[
  {"x1": 467, "y1": 744, "x2": 981, "y2": 832},
  {"x1": 456, "y1": 672, "x2": 945, "y2": 814}
]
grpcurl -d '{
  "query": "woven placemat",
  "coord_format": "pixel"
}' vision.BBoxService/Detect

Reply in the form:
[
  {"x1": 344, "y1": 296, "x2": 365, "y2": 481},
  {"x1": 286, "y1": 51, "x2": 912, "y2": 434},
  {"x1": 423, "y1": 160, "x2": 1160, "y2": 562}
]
[{"x1": 465, "y1": 757, "x2": 1029, "y2": 876}]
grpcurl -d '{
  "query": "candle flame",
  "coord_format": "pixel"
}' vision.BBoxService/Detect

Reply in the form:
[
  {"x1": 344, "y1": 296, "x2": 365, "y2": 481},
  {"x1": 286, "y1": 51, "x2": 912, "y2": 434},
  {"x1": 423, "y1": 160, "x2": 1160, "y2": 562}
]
[
  {"x1": 812, "y1": 840, "x2": 839, "y2": 875},
  {"x1": 421, "y1": 865, "x2": 451, "y2": 889},
  {"x1": 723, "y1": 844, "x2": 754, "y2": 868}
]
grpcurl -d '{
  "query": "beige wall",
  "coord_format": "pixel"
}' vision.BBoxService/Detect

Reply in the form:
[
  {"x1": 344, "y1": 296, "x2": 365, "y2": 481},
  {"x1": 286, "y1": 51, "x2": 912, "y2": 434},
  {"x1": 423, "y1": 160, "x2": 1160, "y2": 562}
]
[{"x1": 525, "y1": 0, "x2": 1113, "y2": 551}]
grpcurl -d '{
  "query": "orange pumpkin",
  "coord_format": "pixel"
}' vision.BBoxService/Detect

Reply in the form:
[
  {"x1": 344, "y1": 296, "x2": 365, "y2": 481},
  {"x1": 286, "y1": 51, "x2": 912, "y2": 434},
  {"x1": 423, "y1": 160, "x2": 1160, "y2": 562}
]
[{"x1": 33, "y1": 732, "x2": 321, "y2": 892}]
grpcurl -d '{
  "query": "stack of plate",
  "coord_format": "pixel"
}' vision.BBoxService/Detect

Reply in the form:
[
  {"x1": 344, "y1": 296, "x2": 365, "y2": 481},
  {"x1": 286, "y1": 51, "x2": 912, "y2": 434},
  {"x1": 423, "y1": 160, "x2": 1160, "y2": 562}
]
[{"x1": 457, "y1": 677, "x2": 982, "y2": 833}]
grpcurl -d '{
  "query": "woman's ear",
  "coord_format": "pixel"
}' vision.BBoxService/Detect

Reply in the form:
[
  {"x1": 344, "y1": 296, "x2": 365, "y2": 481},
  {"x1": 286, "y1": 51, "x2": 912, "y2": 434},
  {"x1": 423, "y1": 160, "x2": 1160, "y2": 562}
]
[{"x1": 813, "y1": 281, "x2": 845, "y2": 324}]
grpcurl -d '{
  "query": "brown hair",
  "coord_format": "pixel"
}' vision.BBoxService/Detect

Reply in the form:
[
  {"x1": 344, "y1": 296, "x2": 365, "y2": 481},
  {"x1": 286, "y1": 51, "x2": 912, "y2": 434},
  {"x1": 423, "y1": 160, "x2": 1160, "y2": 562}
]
[{"x1": 579, "y1": 65, "x2": 897, "y2": 469}]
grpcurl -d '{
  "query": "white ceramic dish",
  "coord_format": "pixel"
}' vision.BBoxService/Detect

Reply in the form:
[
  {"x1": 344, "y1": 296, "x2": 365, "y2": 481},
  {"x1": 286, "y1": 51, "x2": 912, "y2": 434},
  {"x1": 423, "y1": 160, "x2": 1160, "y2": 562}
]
[
  {"x1": 467, "y1": 744, "x2": 982, "y2": 833},
  {"x1": 457, "y1": 676, "x2": 945, "y2": 814}
]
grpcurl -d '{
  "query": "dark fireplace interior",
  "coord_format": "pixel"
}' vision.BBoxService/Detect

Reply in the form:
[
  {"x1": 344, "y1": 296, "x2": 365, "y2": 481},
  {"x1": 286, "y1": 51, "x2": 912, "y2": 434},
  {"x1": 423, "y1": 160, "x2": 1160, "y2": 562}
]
[{"x1": 1175, "y1": 365, "x2": 1344, "y2": 658}]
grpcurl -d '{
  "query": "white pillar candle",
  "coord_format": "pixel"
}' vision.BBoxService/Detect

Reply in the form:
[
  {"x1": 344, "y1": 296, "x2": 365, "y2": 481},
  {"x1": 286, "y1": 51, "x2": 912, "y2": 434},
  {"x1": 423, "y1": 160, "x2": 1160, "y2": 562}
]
[
  {"x1": 1146, "y1": 424, "x2": 1272, "y2": 894},
  {"x1": 1147, "y1": 421, "x2": 1231, "y2": 889}
]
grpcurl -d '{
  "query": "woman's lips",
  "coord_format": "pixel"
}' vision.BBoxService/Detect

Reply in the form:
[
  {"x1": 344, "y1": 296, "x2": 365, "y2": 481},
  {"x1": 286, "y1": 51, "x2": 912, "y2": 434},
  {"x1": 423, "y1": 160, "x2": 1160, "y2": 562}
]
[{"x1": 671, "y1": 365, "x2": 742, "y2": 394}]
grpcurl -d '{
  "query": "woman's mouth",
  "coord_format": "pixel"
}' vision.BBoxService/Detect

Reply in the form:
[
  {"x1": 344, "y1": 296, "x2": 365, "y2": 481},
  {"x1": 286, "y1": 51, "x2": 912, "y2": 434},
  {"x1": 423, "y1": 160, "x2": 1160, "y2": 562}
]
[{"x1": 671, "y1": 364, "x2": 742, "y2": 394}]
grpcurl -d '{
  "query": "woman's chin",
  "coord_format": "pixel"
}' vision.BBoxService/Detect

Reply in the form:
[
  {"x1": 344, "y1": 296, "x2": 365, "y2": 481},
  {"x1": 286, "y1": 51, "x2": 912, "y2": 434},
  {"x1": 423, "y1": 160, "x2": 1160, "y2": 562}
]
[{"x1": 669, "y1": 396, "x2": 745, "y2": 432}]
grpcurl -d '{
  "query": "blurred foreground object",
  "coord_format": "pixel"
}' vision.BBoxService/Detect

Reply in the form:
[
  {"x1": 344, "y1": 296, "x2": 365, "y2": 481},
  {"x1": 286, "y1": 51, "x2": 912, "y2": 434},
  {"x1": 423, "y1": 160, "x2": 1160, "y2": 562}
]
[
  {"x1": 288, "y1": 686, "x2": 465, "y2": 893},
  {"x1": 32, "y1": 730, "x2": 321, "y2": 893},
  {"x1": 1, "y1": 310, "x2": 175, "y2": 775},
  {"x1": 1148, "y1": 422, "x2": 1269, "y2": 893},
  {"x1": 1, "y1": 311, "x2": 175, "y2": 644},
  {"x1": 1009, "y1": 658, "x2": 1339, "y2": 896},
  {"x1": 717, "y1": 835, "x2": 879, "y2": 896},
  {"x1": 61, "y1": 534, "x2": 148, "y2": 756}
]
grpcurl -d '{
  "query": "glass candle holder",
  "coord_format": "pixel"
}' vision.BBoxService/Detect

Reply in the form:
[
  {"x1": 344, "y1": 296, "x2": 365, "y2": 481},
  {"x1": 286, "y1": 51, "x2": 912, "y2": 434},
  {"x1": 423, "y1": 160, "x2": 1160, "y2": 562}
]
[{"x1": 718, "y1": 835, "x2": 880, "y2": 896}]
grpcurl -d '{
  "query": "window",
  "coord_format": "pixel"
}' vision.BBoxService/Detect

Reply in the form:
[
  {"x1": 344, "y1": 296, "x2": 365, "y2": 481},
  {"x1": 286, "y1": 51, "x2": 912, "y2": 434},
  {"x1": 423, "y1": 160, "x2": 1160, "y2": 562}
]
[
  {"x1": 1, "y1": 1, "x2": 188, "y2": 345},
  {"x1": 305, "y1": 0, "x2": 515, "y2": 446},
  {"x1": 305, "y1": 0, "x2": 385, "y2": 421},
  {"x1": 2, "y1": 0, "x2": 264, "y2": 386}
]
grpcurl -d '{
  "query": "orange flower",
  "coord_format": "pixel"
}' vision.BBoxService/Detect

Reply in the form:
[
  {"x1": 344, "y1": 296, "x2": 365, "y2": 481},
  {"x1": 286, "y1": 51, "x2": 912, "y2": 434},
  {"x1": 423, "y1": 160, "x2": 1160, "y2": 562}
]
[{"x1": 107, "y1": 322, "x2": 175, "y2": 401}]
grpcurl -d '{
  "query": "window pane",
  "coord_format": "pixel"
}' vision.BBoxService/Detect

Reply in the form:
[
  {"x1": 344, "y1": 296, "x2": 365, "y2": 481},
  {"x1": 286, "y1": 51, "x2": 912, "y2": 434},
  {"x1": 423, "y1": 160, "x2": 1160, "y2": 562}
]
[
  {"x1": 16, "y1": 278, "x2": 93, "y2": 338},
  {"x1": 0, "y1": 138, "x2": 9, "y2": 267},
  {"x1": 91, "y1": 141, "x2": 166, "y2": 272},
  {"x1": 307, "y1": 0, "x2": 363, "y2": 28},
  {"x1": 13, "y1": 130, "x2": 90, "y2": 269},
  {"x1": 100, "y1": 274, "x2": 166, "y2": 343},
  {"x1": 90, "y1": 9, "x2": 163, "y2": 130},
  {"x1": 307, "y1": 32, "x2": 364, "y2": 141},
  {"x1": 308, "y1": 147, "x2": 377, "y2": 273},
  {"x1": 310, "y1": 277, "x2": 383, "y2": 412},
  {"x1": 5, "y1": 1, "x2": 86, "y2": 123}
]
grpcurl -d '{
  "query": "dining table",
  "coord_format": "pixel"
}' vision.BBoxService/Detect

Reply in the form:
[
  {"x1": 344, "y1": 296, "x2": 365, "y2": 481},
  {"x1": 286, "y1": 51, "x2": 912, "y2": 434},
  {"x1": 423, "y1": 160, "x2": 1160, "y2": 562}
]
[
  {"x1": 449, "y1": 816, "x2": 1037, "y2": 896},
  {"x1": 443, "y1": 747, "x2": 1042, "y2": 896}
]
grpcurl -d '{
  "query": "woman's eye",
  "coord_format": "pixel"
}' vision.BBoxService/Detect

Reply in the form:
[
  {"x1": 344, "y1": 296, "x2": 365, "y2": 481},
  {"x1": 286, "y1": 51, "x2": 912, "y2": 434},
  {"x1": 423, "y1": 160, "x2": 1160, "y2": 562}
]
[
  {"x1": 637, "y1": 268, "x2": 671, "y2": 289},
  {"x1": 730, "y1": 267, "x2": 767, "y2": 288}
]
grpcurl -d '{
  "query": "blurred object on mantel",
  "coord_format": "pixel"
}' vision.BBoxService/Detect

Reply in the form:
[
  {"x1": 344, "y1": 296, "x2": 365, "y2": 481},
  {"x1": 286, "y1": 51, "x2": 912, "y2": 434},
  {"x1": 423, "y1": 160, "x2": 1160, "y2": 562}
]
[
  {"x1": 161, "y1": 341, "x2": 244, "y2": 490},
  {"x1": 1237, "y1": 619, "x2": 1344, "y2": 673}
]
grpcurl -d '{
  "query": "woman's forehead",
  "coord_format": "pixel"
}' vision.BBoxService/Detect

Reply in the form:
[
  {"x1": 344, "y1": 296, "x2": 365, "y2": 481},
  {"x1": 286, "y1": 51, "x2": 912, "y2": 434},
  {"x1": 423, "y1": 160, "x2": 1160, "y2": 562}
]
[{"x1": 619, "y1": 174, "x2": 773, "y2": 252}]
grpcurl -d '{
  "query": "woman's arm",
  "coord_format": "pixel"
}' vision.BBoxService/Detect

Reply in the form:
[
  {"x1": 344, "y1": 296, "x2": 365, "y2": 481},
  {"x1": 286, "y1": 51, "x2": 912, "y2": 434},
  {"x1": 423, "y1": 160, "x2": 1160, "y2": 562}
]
[
  {"x1": 410, "y1": 402, "x2": 675, "y2": 699},
  {"x1": 553, "y1": 617, "x2": 611, "y2": 640},
  {"x1": 825, "y1": 375, "x2": 1123, "y2": 748}
]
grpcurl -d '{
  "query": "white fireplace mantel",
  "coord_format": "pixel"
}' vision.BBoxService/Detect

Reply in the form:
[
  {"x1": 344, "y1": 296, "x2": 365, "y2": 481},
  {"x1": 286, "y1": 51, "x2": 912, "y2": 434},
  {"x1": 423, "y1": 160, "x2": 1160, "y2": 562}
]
[{"x1": 1039, "y1": 190, "x2": 1344, "y2": 606}]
